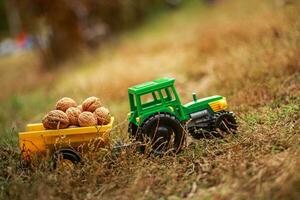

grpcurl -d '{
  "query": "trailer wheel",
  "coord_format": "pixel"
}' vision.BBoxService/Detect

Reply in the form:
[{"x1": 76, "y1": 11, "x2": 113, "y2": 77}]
[
  {"x1": 139, "y1": 113, "x2": 186, "y2": 155},
  {"x1": 52, "y1": 148, "x2": 81, "y2": 169}
]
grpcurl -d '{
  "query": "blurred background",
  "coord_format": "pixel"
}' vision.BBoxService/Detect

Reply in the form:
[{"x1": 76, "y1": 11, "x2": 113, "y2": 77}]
[{"x1": 0, "y1": 0, "x2": 188, "y2": 66}]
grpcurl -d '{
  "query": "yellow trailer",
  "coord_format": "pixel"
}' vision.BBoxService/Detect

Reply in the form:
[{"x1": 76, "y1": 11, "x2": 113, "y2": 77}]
[{"x1": 19, "y1": 117, "x2": 114, "y2": 164}]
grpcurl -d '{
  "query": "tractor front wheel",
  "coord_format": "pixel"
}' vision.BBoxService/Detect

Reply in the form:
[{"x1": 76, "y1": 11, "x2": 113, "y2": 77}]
[
  {"x1": 214, "y1": 111, "x2": 238, "y2": 135},
  {"x1": 189, "y1": 111, "x2": 238, "y2": 140}
]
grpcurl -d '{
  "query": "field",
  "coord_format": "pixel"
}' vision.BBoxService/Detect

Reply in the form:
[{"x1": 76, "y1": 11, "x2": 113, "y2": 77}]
[{"x1": 0, "y1": 0, "x2": 299, "y2": 199}]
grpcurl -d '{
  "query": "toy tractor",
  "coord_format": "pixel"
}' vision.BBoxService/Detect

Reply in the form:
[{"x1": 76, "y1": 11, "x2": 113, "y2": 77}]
[{"x1": 127, "y1": 77, "x2": 237, "y2": 154}]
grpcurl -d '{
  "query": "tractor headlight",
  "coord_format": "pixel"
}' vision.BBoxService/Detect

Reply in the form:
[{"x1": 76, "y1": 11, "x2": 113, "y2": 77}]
[
  {"x1": 127, "y1": 112, "x2": 132, "y2": 119},
  {"x1": 209, "y1": 98, "x2": 228, "y2": 112},
  {"x1": 136, "y1": 117, "x2": 140, "y2": 123}
]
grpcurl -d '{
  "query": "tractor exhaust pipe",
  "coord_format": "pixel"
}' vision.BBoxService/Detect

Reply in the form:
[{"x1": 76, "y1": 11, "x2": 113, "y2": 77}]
[{"x1": 192, "y1": 93, "x2": 198, "y2": 102}]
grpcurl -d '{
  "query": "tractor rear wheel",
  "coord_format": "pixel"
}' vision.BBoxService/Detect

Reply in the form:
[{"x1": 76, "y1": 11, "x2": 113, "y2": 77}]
[{"x1": 139, "y1": 113, "x2": 186, "y2": 155}]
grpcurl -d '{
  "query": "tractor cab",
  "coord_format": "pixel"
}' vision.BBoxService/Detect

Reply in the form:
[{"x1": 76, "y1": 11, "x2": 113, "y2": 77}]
[{"x1": 128, "y1": 77, "x2": 184, "y2": 126}]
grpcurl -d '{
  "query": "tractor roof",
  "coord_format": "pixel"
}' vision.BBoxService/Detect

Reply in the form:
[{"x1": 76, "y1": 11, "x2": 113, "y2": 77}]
[{"x1": 128, "y1": 77, "x2": 175, "y2": 95}]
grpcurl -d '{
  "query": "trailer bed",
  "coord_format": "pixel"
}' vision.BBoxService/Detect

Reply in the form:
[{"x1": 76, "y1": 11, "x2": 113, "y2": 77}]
[{"x1": 19, "y1": 117, "x2": 114, "y2": 158}]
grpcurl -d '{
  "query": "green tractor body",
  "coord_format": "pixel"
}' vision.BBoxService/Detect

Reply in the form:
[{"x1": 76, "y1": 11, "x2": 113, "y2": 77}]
[{"x1": 128, "y1": 77, "x2": 237, "y2": 154}]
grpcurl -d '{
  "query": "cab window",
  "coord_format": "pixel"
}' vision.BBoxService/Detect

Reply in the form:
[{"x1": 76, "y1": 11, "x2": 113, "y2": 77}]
[
  {"x1": 161, "y1": 87, "x2": 175, "y2": 102},
  {"x1": 140, "y1": 91, "x2": 162, "y2": 109}
]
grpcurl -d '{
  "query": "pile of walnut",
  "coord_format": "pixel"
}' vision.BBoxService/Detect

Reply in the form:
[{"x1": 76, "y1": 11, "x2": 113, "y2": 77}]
[{"x1": 42, "y1": 97, "x2": 111, "y2": 130}]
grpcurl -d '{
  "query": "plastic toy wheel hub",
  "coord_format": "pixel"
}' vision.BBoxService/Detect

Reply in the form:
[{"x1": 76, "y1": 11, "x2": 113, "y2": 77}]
[{"x1": 150, "y1": 125, "x2": 171, "y2": 153}]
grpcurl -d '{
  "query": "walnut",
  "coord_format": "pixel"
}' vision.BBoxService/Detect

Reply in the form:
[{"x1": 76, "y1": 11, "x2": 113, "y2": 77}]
[
  {"x1": 78, "y1": 111, "x2": 98, "y2": 127},
  {"x1": 82, "y1": 97, "x2": 101, "y2": 112},
  {"x1": 66, "y1": 107, "x2": 81, "y2": 126},
  {"x1": 55, "y1": 97, "x2": 77, "y2": 112},
  {"x1": 42, "y1": 110, "x2": 69, "y2": 129},
  {"x1": 94, "y1": 107, "x2": 111, "y2": 125}
]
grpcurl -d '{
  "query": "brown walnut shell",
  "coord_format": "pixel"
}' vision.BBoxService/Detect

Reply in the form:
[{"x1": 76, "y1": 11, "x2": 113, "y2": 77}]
[
  {"x1": 66, "y1": 107, "x2": 81, "y2": 125},
  {"x1": 94, "y1": 107, "x2": 111, "y2": 125},
  {"x1": 42, "y1": 110, "x2": 69, "y2": 129},
  {"x1": 55, "y1": 97, "x2": 77, "y2": 112},
  {"x1": 82, "y1": 97, "x2": 101, "y2": 112},
  {"x1": 78, "y1": 111, "x2": 98, "y2": 127}
]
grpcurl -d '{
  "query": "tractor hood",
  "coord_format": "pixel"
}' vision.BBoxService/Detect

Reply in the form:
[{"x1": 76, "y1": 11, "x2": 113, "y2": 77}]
[{"x1": 183, "y1": 95, "x2": 226, "y2": 114}]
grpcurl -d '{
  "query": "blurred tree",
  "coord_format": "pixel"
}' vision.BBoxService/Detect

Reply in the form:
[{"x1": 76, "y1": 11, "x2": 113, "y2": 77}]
[
  {"x1": 0, "y1": 0, "x2": 10, "y2": 35},
  {"x1": 14, "y1": 0, "x2": 177, "y2": 69}
]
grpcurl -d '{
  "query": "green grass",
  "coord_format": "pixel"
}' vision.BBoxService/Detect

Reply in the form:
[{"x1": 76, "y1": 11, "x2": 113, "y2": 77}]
[{"x1": 0, "y1": 0, "x2": 300, "y2": 199}]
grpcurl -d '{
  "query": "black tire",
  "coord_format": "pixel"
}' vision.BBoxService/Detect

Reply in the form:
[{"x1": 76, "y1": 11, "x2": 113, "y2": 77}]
[
  {"x1": 214, "y1": 111, "x2": 238, "y2": 134},
  {"x1": 52, "y1": 148, "x2": 81, "y2": 169},
  {"x1": 138, "y1": 113, "x2": 186, "y2": 154}
]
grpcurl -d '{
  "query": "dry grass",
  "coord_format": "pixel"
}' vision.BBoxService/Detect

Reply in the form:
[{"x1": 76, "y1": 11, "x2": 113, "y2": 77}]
[{"x1": 0, "y1": 0, "x2": 300, "y2": 199}]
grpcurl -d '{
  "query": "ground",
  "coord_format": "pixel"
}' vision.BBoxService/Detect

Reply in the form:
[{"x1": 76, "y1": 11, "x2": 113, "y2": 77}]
[{"x1": 0, "y1": 0, "x2": 299, "y2": 199}]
